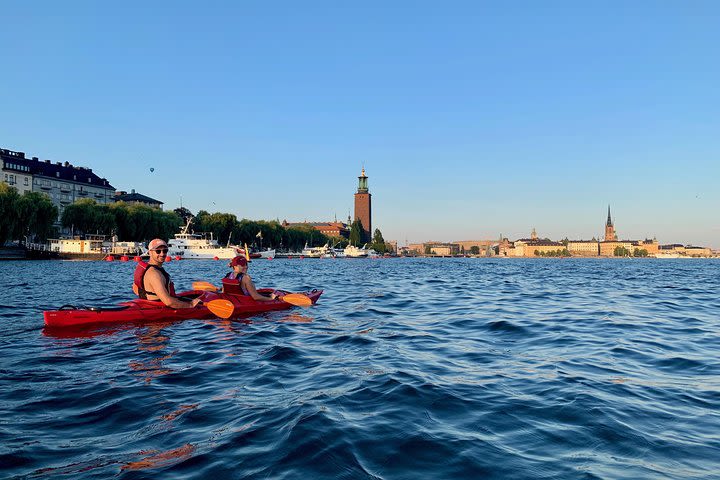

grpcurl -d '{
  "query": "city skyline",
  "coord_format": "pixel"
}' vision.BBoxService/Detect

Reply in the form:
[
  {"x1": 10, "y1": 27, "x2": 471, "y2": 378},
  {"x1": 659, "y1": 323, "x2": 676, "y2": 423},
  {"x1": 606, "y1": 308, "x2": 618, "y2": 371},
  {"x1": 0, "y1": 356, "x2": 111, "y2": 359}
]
[{"x1": 2, "y1": 3, "x2": 718, "y2": 248}]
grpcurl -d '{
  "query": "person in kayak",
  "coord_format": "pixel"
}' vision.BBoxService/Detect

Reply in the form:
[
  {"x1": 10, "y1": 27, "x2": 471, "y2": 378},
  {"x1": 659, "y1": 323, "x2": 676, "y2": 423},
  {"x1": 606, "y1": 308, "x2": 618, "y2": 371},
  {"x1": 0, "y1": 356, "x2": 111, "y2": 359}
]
[
  {"x1": 135, "y1": 239, "x2": 202, "y2": 308},
  {"x1": 222, "y1": 255, "x2": 277, "y2": 302}
]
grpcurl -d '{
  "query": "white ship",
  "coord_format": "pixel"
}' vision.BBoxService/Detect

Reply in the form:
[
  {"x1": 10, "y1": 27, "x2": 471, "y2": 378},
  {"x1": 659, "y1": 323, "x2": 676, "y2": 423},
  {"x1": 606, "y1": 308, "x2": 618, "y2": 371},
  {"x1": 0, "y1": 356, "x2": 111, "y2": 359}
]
[
  {"x1": 167, "y1": 219, "x2": 241, "y2": 259},
  {"x1": 344, "y1": 244, "x2": 369, "y2": 258}
]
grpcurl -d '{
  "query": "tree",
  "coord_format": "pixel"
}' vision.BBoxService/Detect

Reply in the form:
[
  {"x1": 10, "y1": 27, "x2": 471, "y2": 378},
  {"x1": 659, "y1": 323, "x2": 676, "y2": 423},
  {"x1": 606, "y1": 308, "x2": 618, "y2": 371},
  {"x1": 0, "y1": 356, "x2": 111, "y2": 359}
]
[
  {"x1": 173, "y1": 207, "x2": 193, "y2": 223},
  {"x1": 470, "y1": 245, "x2": 480, "y2": 255},
  {"x1": 370, "y1": 228, "x2": 387, "y2": 253},
  {"x1": 349, "y1": 219, "x2": 364, "y2": 246},
  {"x1": 614, "y1": 246, "x2": 631, "y2": 257},
  {"x1": 17, "y1": 192, "x2": 58, "y2": 241},
  {"x1": 0, "y1": 184, "x2": 20, "y2": 244}
]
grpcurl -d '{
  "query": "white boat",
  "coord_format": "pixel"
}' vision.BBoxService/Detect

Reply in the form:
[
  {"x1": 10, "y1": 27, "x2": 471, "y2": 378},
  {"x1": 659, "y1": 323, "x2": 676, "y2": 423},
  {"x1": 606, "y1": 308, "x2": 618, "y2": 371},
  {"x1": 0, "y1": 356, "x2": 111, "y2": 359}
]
[
  {"x1": 344, "y1": 244, "x2": 369, "y2": 258},
  {"x1": 167, "y1": 219, "x2": 241, "y2": 259},
  {"x1": 257, "y1": 248, "x2": 276, "y2": 259},
  {"x1": 301, "y1": 243, "x2": 331, "y2": 258},
  {"x1": 319, "y1": 248, "x2": 346, "y2": 259},
  {"x1": 654, "y1": 253, "x2": 681, "y2": 259}
]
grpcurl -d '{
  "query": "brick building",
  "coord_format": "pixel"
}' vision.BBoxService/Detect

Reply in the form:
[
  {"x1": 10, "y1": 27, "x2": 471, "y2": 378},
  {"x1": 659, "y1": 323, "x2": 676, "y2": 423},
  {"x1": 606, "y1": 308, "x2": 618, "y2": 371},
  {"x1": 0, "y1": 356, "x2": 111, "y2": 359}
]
[{"x1": 354, "y1": 168, "x2": 372, "y2": 243}]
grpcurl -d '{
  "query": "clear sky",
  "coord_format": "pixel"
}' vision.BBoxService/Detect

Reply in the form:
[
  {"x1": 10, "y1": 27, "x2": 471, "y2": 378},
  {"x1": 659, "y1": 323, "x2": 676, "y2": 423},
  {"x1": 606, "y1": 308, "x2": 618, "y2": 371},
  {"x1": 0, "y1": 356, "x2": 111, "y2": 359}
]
[{"x1": 2, "y1": 2, "x2": 718, "y2": 248}]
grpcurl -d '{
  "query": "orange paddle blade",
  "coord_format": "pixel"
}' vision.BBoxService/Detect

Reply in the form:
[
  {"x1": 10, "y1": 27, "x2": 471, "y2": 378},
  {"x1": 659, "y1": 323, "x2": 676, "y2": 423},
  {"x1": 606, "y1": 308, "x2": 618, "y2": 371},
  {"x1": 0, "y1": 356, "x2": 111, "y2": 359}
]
[
  {"x1": 281, "y1": 293, "x2": 313, "y2": 307},
  {"x1": 132, "y1": 284, "x2": 139, "y2": 296},
  {"x1": 206, "y1": 299, "x2": 235, "y2": 319},
  {"x1": 192, "y1": 281, "x2": 218, "y2": 292}
]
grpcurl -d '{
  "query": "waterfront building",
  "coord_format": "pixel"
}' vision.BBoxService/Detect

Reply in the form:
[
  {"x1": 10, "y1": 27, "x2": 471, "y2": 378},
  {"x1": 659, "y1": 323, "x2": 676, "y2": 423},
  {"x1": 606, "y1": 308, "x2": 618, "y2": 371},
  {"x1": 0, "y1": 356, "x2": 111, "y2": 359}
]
[
  {"x1": 0, "y1": 147, "x2": 115, "y2": 222},
  {"x1": 354, "y1": 168, "x2": 372, "y2": 243},
  {"x1": 1, "y1": 150, "x2": 33, "y2": 195},
  {"x1": 114, "y1": 189, "x2": 163, "y2": 209},
  {"x1": 567, "y1": 240, "x2": 600, "y2": 256},
  {"x1": 512, "y1": 239, "x2": 565, "y2": 257},
  {"x1": 407, "y1": 243, "x2": 424, "y2": 255},
  {"x1": 282, "y1": 220, "x2": 350, "y2": 239},
  {"x1": 454, "y1": 239, "x2": 497, "y2": 254},
  {"x1": 425, "y1": 242, "x2": 460, "y2": 256},
  {"x1": 683, "y1": 246, "x2": 712, "y2": 257}
]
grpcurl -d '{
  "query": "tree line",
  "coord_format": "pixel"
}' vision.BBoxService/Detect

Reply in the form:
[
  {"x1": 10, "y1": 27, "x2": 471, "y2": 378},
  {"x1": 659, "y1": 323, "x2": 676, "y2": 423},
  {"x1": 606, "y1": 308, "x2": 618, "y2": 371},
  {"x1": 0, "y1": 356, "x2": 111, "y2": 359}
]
[
  {"x1": 0, "y1": 188, "x2": 393, "y2": 253},
  {"x1": 0, "y1": 183, "x2": 58, "y2": 245}
]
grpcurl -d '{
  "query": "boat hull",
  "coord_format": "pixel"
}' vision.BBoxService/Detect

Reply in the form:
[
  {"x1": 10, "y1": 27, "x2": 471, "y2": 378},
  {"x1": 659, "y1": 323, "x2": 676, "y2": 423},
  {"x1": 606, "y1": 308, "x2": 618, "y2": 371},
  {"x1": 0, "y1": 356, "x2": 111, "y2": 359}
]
[{"x1": 43, "y1": 289, "x2": 323, "y2": 328}]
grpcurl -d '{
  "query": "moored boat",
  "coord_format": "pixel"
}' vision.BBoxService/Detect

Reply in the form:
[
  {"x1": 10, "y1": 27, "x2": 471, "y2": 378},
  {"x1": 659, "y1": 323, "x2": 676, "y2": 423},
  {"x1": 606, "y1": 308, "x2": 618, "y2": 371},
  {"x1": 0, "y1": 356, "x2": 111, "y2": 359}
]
[{"x1": 167, "y1": 218, "x2": 241, "y2": 259}]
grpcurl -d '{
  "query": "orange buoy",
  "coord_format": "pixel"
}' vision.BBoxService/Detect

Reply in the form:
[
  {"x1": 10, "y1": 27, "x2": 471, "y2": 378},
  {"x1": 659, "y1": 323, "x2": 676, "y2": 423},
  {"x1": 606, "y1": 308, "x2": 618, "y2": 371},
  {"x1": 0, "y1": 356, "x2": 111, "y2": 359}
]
[
  {"x1": 134, "y1": 256, "x2": 141, "y2": 262},
  {"x1": 120, "y1": 255, "x2": 129, "y2": 262},
  {"x1": 213, "y1": 256, "x2": 219, "y2": 260},
  {"x1": 105, "y1": 255, "x2": 114, "y2": 261},
  {"x1": 165, "y1": 255, "x2": 172, "y2": 262},
  {"x1": 175, "y1": 255, "x2": 181, "y2": 260}
]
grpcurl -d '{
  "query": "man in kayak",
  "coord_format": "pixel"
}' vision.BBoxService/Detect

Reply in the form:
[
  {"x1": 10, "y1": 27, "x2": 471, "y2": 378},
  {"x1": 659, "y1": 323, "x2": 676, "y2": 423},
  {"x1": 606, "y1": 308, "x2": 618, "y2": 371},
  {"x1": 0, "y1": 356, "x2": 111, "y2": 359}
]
[
  {"x1": 223, "y1": 255, "x2": 278, "y2": 302},
  {"x1": 135, "y1": 239, "x2": 202, "y2": 308}
]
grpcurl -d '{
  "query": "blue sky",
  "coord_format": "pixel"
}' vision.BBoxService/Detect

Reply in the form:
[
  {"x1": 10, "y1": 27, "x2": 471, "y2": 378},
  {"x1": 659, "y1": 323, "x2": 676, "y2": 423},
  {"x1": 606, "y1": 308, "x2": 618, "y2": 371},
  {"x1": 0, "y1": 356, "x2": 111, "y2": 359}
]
[{"x1": 2, "y1": 2, "x2": 719, "y2": 247}]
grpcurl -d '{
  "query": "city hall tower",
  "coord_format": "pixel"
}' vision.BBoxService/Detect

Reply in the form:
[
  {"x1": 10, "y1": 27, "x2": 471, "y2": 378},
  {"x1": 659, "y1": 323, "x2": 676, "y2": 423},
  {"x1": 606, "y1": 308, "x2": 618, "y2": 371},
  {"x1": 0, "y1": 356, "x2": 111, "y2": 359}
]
[{"x1": 354, "y1": 168, "x2": 372, "y2": 243}]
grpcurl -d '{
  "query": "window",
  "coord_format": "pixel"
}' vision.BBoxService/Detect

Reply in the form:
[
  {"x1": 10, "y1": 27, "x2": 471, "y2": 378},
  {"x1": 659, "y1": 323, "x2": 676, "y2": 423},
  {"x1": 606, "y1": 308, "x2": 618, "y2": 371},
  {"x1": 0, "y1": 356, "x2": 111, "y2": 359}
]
[{"x1": 24, "y1": 178, "x2": 29, "y2": 186}]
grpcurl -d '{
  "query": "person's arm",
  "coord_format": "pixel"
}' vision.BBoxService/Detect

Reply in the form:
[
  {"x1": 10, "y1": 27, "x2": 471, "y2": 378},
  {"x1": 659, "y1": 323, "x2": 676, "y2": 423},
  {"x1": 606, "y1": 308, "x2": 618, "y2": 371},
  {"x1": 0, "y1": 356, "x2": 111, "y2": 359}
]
[
  {"x1": 146, "y1": 270, "x2": 201, "y2": 308},
  {"x1": 242, "y1": 274, "x2": 277, "y2": 302}
]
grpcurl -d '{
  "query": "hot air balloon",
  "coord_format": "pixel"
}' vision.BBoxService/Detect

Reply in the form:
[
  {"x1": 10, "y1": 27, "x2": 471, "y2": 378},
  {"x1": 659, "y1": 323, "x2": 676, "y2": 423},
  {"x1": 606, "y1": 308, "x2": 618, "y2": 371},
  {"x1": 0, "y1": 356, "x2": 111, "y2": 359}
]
[{"x1": 150, "y1": 167, "x2": 155, "y2": 173}]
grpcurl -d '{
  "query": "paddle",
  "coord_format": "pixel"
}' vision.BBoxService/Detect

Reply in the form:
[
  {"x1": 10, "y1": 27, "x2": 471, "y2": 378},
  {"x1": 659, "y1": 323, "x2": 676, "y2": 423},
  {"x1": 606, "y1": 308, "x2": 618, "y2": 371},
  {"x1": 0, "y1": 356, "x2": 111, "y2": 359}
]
[
  {"x1": 279, "y1": 293, "x2": 313, "y2": 307},
  {"x1": 206, "y1": 299, "x2": 235, "y2": 319},
  {"x1": 192, "y1": 281, "x2": 218, "y2": 292}
]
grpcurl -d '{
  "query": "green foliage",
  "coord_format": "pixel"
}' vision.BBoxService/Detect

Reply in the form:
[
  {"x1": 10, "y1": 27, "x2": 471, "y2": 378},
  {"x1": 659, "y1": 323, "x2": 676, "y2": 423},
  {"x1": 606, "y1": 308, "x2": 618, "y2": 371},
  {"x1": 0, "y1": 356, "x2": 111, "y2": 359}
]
[
  {"x1": 370, "y1": 228, "x2": 387, "y2": 254},
  {"x1": 633, "y1": 248, "x2": 648, "y2": 257},
  {"x1": 470, "y1": 245, "x2": 480, "y2": 255},
  {"x1": 535, "y1": 249, "x2": 571, "y2": 257},
  {"x1": 17, "y1": 192, "x2": 58, "y2": 241},
  {"x1": 173, "y1": 207, "x2": 193, "y2": 222},
  {"x1": 614, "y1": 246, "x2": 631, "y2": 257},
  {"x1": 425, "y1": 245, "x2": 432, "y2": 254},
  {"x1": 0, "y1": 185, "x2": 58, "y2": 244},
  {"x1": 61, "y1": 200, "x2": 182, "y2": 241},
  {"x1": 0, "y1": 183, "x2": 22, "y2": 244},
  {"x1": 349, "y1": 219, "x2": 364, "y2": 246}
]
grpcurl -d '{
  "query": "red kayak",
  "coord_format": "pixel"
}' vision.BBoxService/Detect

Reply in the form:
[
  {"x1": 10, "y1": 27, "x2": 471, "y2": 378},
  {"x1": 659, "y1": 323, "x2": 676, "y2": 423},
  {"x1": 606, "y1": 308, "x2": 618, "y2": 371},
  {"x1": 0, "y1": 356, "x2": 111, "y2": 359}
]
[{"x1": 43, "y1": 289, "x2": 323, "y2": 328}]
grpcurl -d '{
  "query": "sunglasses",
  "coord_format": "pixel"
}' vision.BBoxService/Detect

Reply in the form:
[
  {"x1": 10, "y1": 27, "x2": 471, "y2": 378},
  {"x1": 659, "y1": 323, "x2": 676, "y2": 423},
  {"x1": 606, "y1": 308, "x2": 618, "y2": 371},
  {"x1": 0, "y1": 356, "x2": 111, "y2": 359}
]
[{"x1": 154, "y1": 248, "x2": 169, "y2": 254}]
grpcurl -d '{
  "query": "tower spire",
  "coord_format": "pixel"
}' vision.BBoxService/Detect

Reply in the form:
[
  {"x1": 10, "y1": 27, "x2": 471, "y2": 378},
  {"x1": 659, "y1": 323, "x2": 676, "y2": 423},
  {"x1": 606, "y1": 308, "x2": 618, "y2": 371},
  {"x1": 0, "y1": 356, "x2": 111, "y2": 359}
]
[{"x1": 604, "y1": 205, "x2": 617, "y2": 241}]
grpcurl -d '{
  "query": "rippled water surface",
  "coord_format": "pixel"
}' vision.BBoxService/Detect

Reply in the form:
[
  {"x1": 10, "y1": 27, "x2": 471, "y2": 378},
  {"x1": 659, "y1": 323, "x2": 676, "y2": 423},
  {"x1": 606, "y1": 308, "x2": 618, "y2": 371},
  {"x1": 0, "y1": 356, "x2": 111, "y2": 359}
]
[{"x1": 1, "y1": 258, "x2": 719, "y2": 479}]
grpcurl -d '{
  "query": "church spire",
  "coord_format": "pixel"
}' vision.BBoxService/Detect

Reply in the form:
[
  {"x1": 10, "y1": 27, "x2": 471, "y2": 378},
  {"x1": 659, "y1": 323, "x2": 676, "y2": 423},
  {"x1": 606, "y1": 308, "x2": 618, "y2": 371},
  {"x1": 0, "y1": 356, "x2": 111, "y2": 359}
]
[{"x1": 604, "y1": 205, "x2": 617, "y2": 241}]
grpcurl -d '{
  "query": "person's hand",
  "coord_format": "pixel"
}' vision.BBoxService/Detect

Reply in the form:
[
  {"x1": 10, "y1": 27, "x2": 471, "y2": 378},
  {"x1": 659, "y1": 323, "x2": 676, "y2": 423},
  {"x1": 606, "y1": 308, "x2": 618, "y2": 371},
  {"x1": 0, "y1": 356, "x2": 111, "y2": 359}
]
[
  {"x1": 270, "y1": 293, "x2": 277, "y2": 300},
  {"x1": 191, "y1": 298, "x2": 202, "y2": 308}
]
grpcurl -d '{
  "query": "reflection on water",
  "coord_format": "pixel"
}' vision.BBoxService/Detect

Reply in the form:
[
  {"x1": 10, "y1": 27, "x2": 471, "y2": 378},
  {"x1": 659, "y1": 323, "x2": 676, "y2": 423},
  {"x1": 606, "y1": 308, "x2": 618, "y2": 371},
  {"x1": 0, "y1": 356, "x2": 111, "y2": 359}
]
[{"x1": 121, "y1": 443, "x2": 196, "y2": 471}]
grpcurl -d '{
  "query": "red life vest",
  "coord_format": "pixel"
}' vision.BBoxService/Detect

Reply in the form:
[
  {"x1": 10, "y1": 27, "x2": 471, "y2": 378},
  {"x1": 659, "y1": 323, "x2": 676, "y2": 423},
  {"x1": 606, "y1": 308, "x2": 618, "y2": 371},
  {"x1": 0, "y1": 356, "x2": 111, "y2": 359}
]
[
  {"x1": 133, "y1": 261, "x2": 176, "y2": 299},
  {"x1": 222, "y1": 272, "x2": 249, "y2": 296}
]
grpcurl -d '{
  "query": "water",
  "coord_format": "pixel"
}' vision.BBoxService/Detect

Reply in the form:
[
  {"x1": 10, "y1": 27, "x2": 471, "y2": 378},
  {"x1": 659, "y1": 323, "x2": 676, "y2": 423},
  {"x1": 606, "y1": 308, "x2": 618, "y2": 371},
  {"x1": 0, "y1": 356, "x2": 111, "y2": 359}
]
[{"x1": 1, "y1": 258, "x2": 719, "y2": 479}]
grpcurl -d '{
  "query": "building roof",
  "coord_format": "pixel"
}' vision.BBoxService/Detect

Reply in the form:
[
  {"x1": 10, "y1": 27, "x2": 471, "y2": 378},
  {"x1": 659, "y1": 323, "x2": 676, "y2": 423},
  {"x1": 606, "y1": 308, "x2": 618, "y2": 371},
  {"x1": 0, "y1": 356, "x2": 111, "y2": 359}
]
[
  {"x1": 115, "y1": 190, "x2": 163, "y2": 205},
  {"x1": 1, "y1": 148, "x2": 115, "y2": 190}
]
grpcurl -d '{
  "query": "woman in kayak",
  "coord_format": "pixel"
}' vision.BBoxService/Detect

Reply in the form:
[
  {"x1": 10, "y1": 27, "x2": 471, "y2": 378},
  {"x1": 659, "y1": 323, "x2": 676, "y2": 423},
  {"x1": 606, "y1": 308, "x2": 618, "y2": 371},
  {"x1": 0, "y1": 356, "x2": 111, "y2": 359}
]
[
  {"x1": 135, "y1": 239, "x2": 202, "y2": 308},
  {"x1": 223, "y1": 255, "x2": 277, "y2": 302}
]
